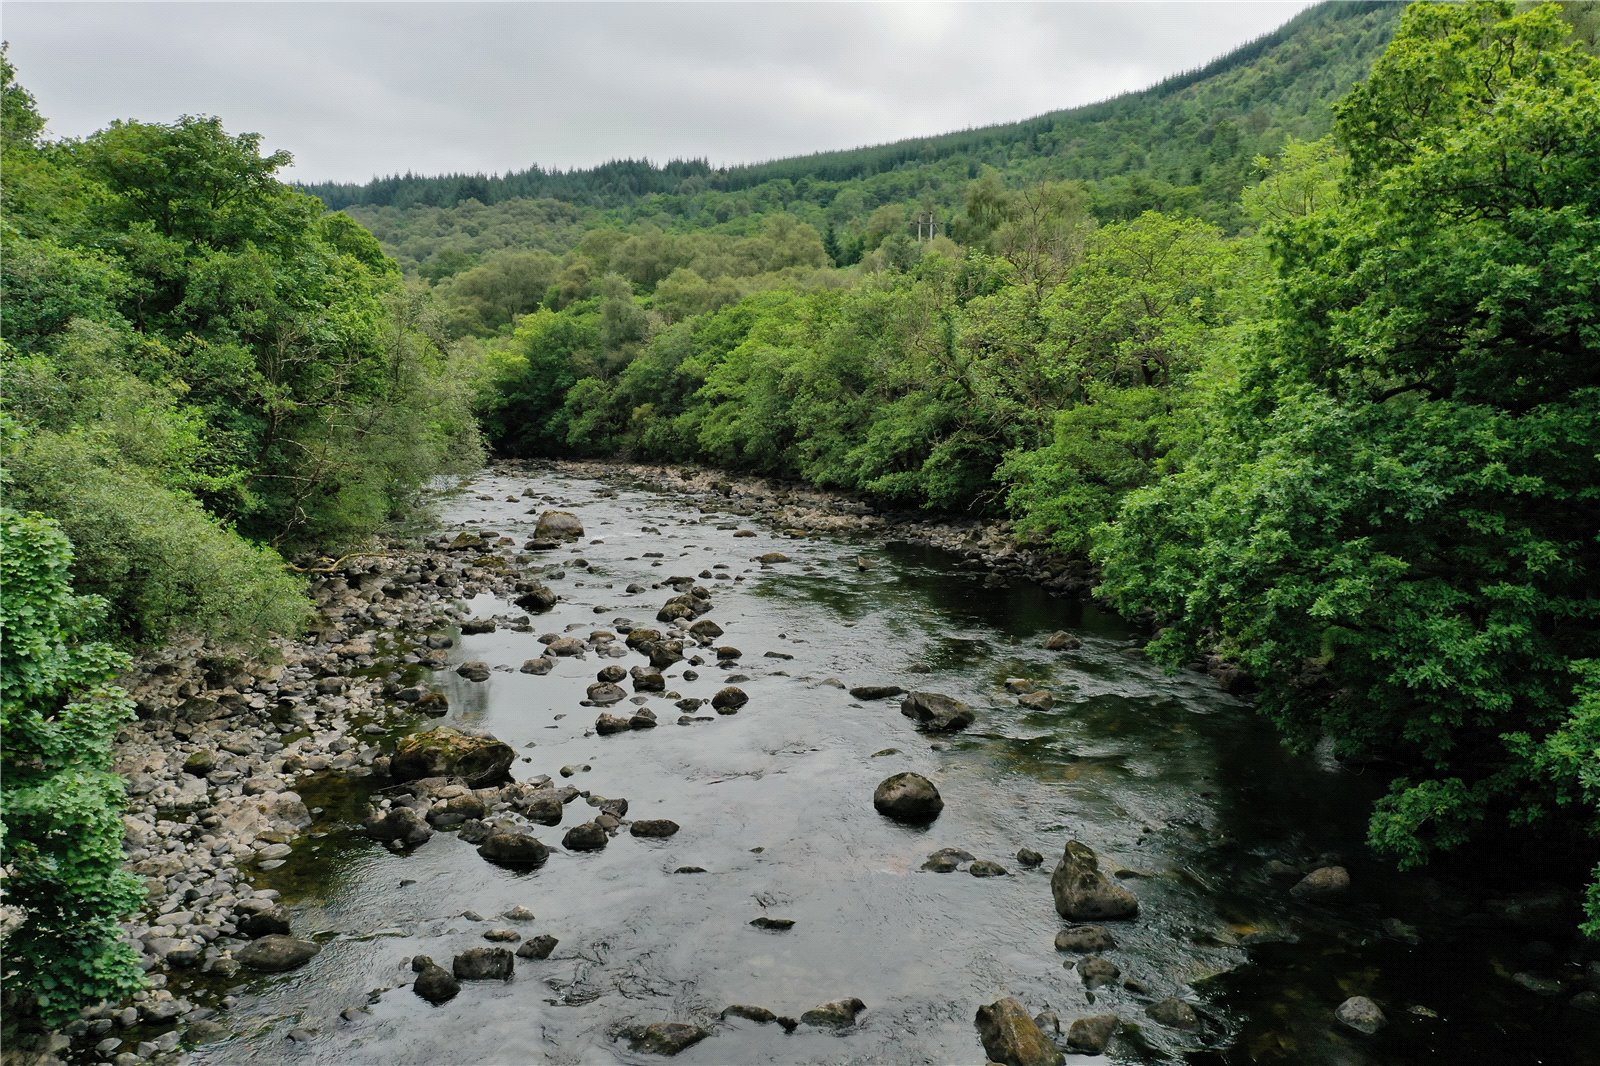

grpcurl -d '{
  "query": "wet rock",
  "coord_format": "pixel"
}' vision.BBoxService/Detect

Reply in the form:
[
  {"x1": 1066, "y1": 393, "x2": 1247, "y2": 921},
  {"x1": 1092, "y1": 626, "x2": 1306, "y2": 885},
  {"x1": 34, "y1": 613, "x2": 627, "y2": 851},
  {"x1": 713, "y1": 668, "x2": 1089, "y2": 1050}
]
[
  {"x1": 235, "y1": 935, "x2": 320, "y2": 973},
  {"x1": 874, "y1": 772, "x2": 943, "y2": 824},
  {"x1": 1043, "y1": 631, "x2": 1081, "y2": 651},
  {"x1": 597, "y1": 664, "x2": 628, "y2": 683},
  {"x1": 416, "y1": 960, "x2": 460, "y2": 998},
  {"x1": 1145, "y1": 998, "x2": 1200, "y2": 1031},
  {"x1": 587, "y1": 682, "x2": 628, "y2": 705},
  {"x1": 534, "y1": 511, "x2": 584, "y2": 542},
  {"x1": 596, "y1": 713, "x2": 632, "y2": 735},
  {"x1": 630, "y1": 819, "x2": 680, "y2": 838},
  {"x1": 547, "y1": 637, "x2": 586, "y2": 657},
  {"x1": 1004, "y1": 678, "x2": 1036, "y2": 694},
  {"x1": 478, "y1": 831, "x2": 549, "y2": 869},
  {"x1": 1055, "y1": 925, "x2": 1117, "y2": 953},
  {"x1": 1511, "y1": 972, "x2": 1563, "y2": 996},
  {"x1": 514, "y1": 585, "x2": 558, "y2": 613},
  {"x1": 1017, "y1": 848, "x2": 1044, "y2": 867},
  {"x1": 715, "y1": 646, "x2": 742, "y2": 661},
  {"x1": 749, "y1": 917, "x2": 795, "y2": 931},
  {"x1": 625, "y1": 1022, "x2": 709, "y2": 1056},
  {"x1": 629, "y1": 710, "x2": 658, "y2": 730},
  {"x1": 416, "y1": 691, "x2": 450, "y2": 715},
  {"x1": 674, "y1": 866, "x2": 706, "y2": 875},
  {"x1": 520, "y1": 657, "x2": 554, "y2": 675},
  {"x1": 688, "y1": 619, "x2": 724, "y2": 641},
  {"x1": 364, "y1": 806, "x2": 433, "y2": 847},
  {"x1": 516, "y1": 935, "x2": 558, "y2": 960},
  {"x1": 648, "y1": 640, "x2": 686, "y2": 668},
  {"x1": 756, "y1": 552, "x2": 789, "y2": 565},
  {"x1": 483, "y1": 928, "x2": 521, "y2": 943},
  {"x1": 183, "y1": 750, "x2": 217, "y2": 776},
  {"x1": 237, "y1": 905, "x2": 292, "y2": 939},
  {"x1": 522, "y1": 793, "x2": 567, "y2": 826},
  {"x1": 711, "y1": 687, "x2": 748, "y2": 713},
  {"x1": 427, "y1": 792, "x2": 487, "y2": 828},
  {"x1": 923, "y1": 847, "x2": 974, "y2": 872},
  {"x1": 391, "y1": 728, "x2": 514, "y2": 788},
  {"x1": 633, "y1": 669, "x2": 666, "y2": 693},
  {"x1": 452, "y1": 947, "x2": 514, "y2": 981},
  {"x1": 502, "y1": 905, "x2": 537, "y2": 922},
  {"x1": 455, "y1": 660, "x2": 492, "y2": 682},
  {"x1": 460, "y1": 619, "x2": 497, "y2": 636},
  {"x1": 563, "y1": 822, "x2": 608, "y2": 852},
  {"x1": 721, "y1": 1004, "x2": 776, "y2": 1024},
  {"x1": 900, "y1": 691, "x2": 975, "y2": 733},
  {"x1": 850, "y1": 685, "x2": 906, "y2": 701},
  {"x1": 971, "y1": 860, "x2": 1009, "y2": 878},
  {"x1": 1290, "y1": 865, "x2": 1350, "y2": 900},
  {"x1": 1051, "y1": 842, "x2": 1139, "y2": 921},
  {"x1": 974, "y1": 996, "x2": 1064, "y2": 1066},
  {"x1": 1334, "y1": 996, "x2": 1386, "y2": 1034},
  {"x1": 800, "y1": 997, "x2": 865, "y2": 1028},
  {"x1": 1076, "y1": 955, "x2": 1121, "y2": 990},
  {"x1": 1017, "y1": 691, "x2": 1055, "y2": 710},
  {"x1": 1066, "y1": 1014, "x2": 1118, "y2": 1054}
]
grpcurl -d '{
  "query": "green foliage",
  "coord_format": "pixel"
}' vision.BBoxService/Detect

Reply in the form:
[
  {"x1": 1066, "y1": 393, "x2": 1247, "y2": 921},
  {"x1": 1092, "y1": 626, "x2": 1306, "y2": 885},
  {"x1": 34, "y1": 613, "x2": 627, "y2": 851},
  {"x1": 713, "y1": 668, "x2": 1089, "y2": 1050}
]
[
  {"x1": 1096, "y1": 0, "x2": 1600, "y2": 916},
  {"x1": 0, "y1": 509, "x2": 145, "y2": 1025}
]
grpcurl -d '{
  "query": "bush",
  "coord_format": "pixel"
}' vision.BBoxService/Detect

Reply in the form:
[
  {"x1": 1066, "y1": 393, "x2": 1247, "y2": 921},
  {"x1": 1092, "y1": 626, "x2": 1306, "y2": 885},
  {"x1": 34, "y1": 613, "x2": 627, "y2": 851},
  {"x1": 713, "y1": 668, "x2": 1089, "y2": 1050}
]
[{"x1": 0, "y1": 509, "x2": 145, "y2": 1025}]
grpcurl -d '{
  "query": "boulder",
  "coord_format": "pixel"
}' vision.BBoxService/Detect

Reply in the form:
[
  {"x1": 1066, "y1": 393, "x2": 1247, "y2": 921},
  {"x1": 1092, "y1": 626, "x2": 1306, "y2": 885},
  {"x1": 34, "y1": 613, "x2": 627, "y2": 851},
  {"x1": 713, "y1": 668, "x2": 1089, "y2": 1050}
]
[
  {"x1": 1051, "y1": 841, "x2": 1139, "y2": 921},
  {"x1": 1290, "y1": 865, "x2": 1350, "y2": 900},
  {"x1": 1055, "y1": 925, "x2": 1117, "y2": 953},
  {"x1": 455, "y1": 660, "x2": 491, "y2": 682},
  {"x1": 547, "y1": 637, "x2": 586, "y2": 657},
  {"x1": 1066, "y1": 1014, "x2": 1118, "y2": 1054},
  {"x1": 974, "y1": 997, "x2": 1064, "y2": 1066},
  {"x1": 364, "y1": 806, "x2": 433, "y2": 847},
  {"x1": 514, "y1": 585, "x2": 558, "y2": 613},
  {"x1": 586, "y1": 682, "x2": 628, "y2": 706},
  {"x1": 1145, "y1": 998, "x2": 1200, "y2": 1031},
  {"x1": 800, "y1": 998, "x2": 865, "y2": 1028},
  {"x1": 478, "y1": 832, "x2": 549, "y2": 869},
  {"x1": 1334, "y1": 996, "x2": 1386, "y2": 1035},
  {"x1": 849, "y1": 685, "x2": 906, "y2": 701},
  {"x1": 413, "y1": 962, "x2": 460, "y2": 1004},
  {"x1": 874, "y1": 773, "x2": 943, "y2": 824},
  {"x1": 688, "y1": 619, "x2": 724, "y2": 641},
  {"x1": 516, "y1": 935, "x2": 558, "y2": 960},
  {"x1": 630, "y1": 819, "x2": 680, "y2": 838},
  {"x1": 900, "y1": 691, "x2": 975, "y2": 733},
  {"x1": 519, "y1": 657, "x2": 555, "y2": 675},
  {"x1": 625, "y1": 1022, "x2": 709, "y2": 1056},
  {"x1": 971, "y1": 860, "x2": 1008, "y2": 878},
  {"x1": 711, "y1": 687, "x2": 748, "y2": 713},
  {"x1": 596, "y1": 713, "x2": 632, "y2": 735},
  {"x1": 922, "y1": 847, "x2": 974, "y2": 872},
  {"x1": 721, "y1": 1005, "x2": 776, "y2": 1024},
  {"x1": 391, "y1": 728, "x2": 514, "y2": 788},
  {"x1": 237, "y1": 905, "x2": 292, "y2": 939},
  {"x1": 563, "y1": 822, "x2": 608, "y2": 852},
  {"x1": 235, "y1": 935, "x2": 320, "y2": 973},
  {"x1": 1076, "y1": 955, "x2": 1121, "y2": 990},
  {"x1": 452, "y1": 946, "x2": 514, "y2": 981},
  {"x1": 534, "y1": 511, "x2": 584, "y2": 542},
  {"x1": 1043, "y1": 631, "x2": 1081, "y2": 651}
]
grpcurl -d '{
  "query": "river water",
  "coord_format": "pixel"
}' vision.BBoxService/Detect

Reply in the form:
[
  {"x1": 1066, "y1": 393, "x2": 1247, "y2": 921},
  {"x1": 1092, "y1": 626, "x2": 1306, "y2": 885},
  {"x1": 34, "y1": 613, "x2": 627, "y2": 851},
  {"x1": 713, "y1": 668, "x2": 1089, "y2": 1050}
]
[{"x1": 193, "y1": 466, "x2": 1598, "y2": 1065}]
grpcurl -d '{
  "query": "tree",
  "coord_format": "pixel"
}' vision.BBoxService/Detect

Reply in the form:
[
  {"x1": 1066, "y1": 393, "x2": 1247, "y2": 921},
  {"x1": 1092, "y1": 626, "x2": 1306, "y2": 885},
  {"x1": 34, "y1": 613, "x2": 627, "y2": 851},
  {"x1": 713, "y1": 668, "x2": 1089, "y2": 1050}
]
[
  {"x1": 1096, "y1": 0, "x2": 1600, "y2": 931},
  {"x1": 1, "y1": 509, "x2": 145, "y2": 1025}
]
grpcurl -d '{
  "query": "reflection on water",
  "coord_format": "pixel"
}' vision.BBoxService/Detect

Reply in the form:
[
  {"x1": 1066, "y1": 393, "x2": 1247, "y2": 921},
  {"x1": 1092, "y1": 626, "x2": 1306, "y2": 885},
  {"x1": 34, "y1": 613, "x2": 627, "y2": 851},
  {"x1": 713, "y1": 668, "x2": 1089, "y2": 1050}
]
[{"x1": 191, "y1": 468, "x2": 1599, "y2": 1066}]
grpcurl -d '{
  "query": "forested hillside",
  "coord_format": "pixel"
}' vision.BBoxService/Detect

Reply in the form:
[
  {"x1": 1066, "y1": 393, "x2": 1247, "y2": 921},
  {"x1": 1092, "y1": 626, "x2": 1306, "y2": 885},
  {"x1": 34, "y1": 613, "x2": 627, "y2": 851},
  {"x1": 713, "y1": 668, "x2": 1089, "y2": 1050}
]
[
  {"x1": 402, "y1": 0, "x2": 1595, "y2": 932},
  {"x1": 309, "y1": 0, "x2": 1402, "y2": 279}
]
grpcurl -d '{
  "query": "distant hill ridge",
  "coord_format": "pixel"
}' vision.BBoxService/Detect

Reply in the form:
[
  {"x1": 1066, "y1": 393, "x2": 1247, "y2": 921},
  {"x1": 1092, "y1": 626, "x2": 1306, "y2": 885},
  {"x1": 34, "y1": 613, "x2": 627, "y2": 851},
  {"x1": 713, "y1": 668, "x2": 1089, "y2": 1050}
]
[{"x1": 301, "y1": 0, "x2": 1402, "y2": 213}]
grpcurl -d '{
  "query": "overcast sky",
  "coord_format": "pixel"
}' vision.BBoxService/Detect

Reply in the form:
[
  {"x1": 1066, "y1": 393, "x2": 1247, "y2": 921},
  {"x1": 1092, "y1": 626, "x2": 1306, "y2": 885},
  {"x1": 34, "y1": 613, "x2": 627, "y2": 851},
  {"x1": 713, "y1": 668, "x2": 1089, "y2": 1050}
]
[{"x1": 4, "y1": 2, "x2": 1317, "y2": 184}]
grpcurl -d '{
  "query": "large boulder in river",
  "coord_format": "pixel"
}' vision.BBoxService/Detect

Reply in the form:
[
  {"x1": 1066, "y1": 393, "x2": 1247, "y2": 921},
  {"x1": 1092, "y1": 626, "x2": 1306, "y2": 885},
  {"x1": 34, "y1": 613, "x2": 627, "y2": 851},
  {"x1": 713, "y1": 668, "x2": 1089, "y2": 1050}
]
[
  {"x1": 235, "y1": 935, "x2": 320, "y2": 973},
  {"x1": 975, "y1": 997, "x2": 1064, "y2": 1066},
  {"x1": 900, "y1": 691, "x2": 975, "y2": 733},
  {"x1": 390, "y1": 727, "x2": 514, "y2": 788},
  {"x1": 873, "y1": 772, "x2": 943, "y2": 824},
  {"x1": 514, "y1": 585, "x2": 558, "y2": 613},
  {"x1": 452, "y1": 946, "x2": 514, "y2": 981},
  {"x1": 364, "y1": 805, "x2": 433, "y2": 847},
  {"x1": 1051, "y1": 841, "x2": 1139, "y2": 921},
  {"x1": 478, "y1": 831, "x2": 549, "y2": 869},
  {"x1": 534, "y1": 511, "x2": 584, "y2": 542}
]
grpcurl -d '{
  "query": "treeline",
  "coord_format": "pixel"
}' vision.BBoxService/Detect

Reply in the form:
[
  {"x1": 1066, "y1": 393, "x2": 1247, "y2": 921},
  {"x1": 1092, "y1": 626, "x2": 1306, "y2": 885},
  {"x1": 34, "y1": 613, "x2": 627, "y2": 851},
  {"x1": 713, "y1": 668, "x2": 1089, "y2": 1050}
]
[
  {"x1": 0, "y1": 52, "x2": 479, "y2": 1022},
  {"x1": 469, "y1": 2, "x2": 1599, "y2": 931},
  {"x1": 315, "y1": 0, "x2": 1402, "y2": 280}
]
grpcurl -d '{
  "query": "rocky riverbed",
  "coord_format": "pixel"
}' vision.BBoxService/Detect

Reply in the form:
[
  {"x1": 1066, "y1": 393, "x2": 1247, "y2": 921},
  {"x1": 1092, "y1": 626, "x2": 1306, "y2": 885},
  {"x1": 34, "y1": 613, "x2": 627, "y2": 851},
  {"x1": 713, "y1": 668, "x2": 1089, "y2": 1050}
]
[{"x1": 25, "y1": 461, "x2": 1600, "y2": 1066}]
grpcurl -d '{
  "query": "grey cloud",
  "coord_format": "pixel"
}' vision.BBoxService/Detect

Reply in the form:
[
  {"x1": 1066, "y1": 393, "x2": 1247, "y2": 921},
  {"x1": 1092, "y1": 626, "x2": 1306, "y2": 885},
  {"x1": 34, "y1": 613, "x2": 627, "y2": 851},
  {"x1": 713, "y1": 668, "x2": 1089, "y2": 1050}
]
[{"x1": 4, "y1": 2, "x2": 1315, "y2": 182}]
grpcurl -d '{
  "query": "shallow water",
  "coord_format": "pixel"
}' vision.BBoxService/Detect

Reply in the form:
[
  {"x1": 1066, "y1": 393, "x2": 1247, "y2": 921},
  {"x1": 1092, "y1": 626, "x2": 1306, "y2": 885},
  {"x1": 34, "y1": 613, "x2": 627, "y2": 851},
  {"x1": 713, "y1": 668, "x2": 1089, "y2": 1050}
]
[{"x1": 194, "y1": 468, "x2": 1599, "y2": 1065}]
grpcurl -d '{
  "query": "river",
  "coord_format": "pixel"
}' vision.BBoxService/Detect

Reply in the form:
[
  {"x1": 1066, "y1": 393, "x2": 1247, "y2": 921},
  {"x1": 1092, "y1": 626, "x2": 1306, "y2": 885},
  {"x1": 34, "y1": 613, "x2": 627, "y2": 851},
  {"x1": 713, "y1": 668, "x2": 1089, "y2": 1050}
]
[{"x1": 189, "y1": 465, "x2": 1599, "y2": 1065}]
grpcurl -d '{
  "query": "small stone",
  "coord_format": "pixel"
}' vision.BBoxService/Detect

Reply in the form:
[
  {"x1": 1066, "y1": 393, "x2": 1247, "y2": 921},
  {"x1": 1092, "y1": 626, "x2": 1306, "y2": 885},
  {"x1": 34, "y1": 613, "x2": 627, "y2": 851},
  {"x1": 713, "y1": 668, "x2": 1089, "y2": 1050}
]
[
  {"x1": 1055, "y1": 925, "x2": 1117, "y2": 953},
  {"x1": 1017, "y1": 848, "x2": 1044, "y2": 867},
  {"x1": 630, "y1": 819, "x2": 680, "y2": 838},
  {"x1": 1076, "y1": 955, "x2": 1121, "y2": 990},
  {"x1": 749, "y1": 917, "x2": 795, "y2": 931},
  {"x1": 970, "y1": 860, "x2": 1009, "y2": 878},
  {"x1": 721, "y1": 1004, "x2": 777, "y2": 1024},
  {"x1": 563, "y1": 822, "x2": 608, "y2": 852},
  {"x1": 800, "y1": 997, "x2": 866, "y2": 1028},
  {"x1": 1145, "y1": 998, "x2": 1200, "y2": 1031}
]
